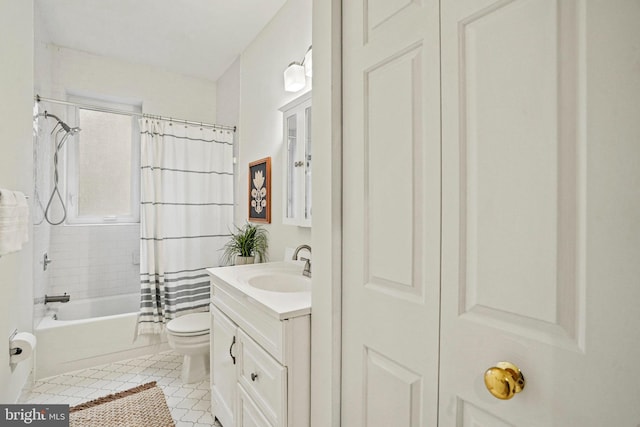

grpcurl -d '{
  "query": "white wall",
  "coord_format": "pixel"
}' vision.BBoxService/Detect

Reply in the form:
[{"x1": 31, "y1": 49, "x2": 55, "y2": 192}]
[
  {"x1": 216, "y1": 58, "x2": 241, "y2": 216},
  {"x1": 33, "y1": 44, "x2": 218, "y2": 302},
  {"x1": 216, "y1": 57, "x2": 241, "y2": 127},
  {"x1": 43, "y1": 44, "x2": 217, "y2": 122},
  {"x1": 227, "y1": 0, "x2": 312, "y2": 261},
  {"x1": 0, "y1": 0, "x2": 35, "y2": 403}
]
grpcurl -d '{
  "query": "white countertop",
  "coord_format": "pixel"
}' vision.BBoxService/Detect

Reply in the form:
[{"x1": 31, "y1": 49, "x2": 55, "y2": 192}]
[{"x1": 207, "y1": 261, "x2": 311, "y2": 320}]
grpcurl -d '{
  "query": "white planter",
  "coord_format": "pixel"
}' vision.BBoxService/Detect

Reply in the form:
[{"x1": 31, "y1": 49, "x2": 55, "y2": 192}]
[{"x1": 235, "y1": 255, "x2": 255, "y2": 265}]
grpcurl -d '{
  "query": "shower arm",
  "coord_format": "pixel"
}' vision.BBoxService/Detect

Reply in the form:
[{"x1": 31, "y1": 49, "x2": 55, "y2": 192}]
[{"x1": 39, "y1": 111, "x2": 79, "y2": 134}]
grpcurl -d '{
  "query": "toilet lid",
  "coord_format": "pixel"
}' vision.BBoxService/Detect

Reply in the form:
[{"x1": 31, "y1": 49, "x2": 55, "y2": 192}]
[{"x1": 166, "y1": 312, "x2": 209, "y2": 335}]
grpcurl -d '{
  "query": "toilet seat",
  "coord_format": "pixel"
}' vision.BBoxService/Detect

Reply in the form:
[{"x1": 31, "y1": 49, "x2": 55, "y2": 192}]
[{"x1": 166, "y1": 312, "x2": 209, "y2": 337}]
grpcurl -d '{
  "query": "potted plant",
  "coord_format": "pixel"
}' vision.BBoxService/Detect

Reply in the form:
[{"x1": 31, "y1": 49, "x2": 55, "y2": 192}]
[{"x1": 220, "y1": 223, "x2": 269, "y2": 266}]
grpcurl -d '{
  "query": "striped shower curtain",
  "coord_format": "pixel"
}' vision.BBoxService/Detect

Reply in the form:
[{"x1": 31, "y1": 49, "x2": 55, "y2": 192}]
[{"x1": 137, "y1": 119, "x2": 234, "y2": 335}]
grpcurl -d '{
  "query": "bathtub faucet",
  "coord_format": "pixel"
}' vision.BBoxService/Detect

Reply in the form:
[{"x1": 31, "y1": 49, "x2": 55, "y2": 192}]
[{"x1": 44, "y1": 293, "x2": 70, "y2": 304}]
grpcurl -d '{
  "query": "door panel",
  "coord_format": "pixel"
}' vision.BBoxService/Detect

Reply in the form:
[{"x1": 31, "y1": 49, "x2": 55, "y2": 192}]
[
  {"x1": 457, "y1": 0, "x2": 581, "y2": 343},
  {"x1": 459, "y1": 400, "x2": 514, "y2": 427},
  {"x1": 365, "y1": 44, "x2": 425, "y2": 301},
  {"x1": 440, "y1": 0, "x2": 640, "y2": 425},
  {"x1": 342, "y1": 0, "x2": 441, "y2": 425},
  {"x1": 461, "y1": 0, "x2": 563, "y2": 325},
  {"x1": 363, "y1": 347, "x2": 422, "y2": 427}
]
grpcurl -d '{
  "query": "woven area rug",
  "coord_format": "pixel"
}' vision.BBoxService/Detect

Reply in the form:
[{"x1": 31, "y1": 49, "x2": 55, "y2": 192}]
[{"x1": 70, "y1": 381, "x2": 175, "y2": 427}]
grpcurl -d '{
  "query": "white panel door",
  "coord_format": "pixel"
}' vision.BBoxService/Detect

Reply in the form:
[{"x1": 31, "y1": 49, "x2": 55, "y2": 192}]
[
  {"x1": 439, "y1": 0, "x2": 640, "y2": 425},
  {"x1": 341, "y1": 0, "x2": 441, "y2": 425}
]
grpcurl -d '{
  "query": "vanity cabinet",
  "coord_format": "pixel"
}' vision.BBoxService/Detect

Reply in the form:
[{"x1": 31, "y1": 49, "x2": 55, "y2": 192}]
[
  {"x1": 208, "y1": 263, "x2": 311, "y2": 427},
  {"x1": 280, "y1": 92, "x2": 312, "y2": 227}
]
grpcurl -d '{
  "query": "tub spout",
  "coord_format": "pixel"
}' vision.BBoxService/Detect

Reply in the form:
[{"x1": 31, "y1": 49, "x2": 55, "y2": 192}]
[{"x1": 45, "y1": 293, "x2": 70, "y2": 304}]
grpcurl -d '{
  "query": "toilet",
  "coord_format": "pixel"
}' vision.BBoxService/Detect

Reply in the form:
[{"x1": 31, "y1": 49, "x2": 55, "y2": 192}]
[{"x1": 165, "y1": 312, "x2": 210, "y2": 383}]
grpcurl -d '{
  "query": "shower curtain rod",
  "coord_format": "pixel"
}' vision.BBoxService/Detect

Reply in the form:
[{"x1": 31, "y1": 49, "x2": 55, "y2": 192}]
[{"x1": 35, "y1": 95, "x2": 236, "y2": 132}]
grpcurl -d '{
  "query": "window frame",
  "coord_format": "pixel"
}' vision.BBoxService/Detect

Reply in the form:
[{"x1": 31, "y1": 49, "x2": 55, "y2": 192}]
[{"x1": 65, "y1": 95, "x2": 141, "y2": 225}]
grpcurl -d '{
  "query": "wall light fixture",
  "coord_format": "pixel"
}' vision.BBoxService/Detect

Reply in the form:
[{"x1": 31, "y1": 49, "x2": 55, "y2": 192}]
[{"x1": 284, "y1": 46, "x2": 312, "y2": 92}]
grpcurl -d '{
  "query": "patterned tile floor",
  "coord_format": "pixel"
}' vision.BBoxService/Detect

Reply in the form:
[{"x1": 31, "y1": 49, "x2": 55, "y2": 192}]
[{"x1": 18, "y1": 351, "x2": 222, "y2": 427}]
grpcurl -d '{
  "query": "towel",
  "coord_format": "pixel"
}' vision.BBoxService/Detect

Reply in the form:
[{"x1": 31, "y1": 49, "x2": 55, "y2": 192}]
[{"x1": 0, "y1": 189, "x2": 29, "y2": 256}]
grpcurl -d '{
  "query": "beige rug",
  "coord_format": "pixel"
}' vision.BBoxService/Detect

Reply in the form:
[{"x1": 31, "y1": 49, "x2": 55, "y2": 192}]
[{"x1": 70, "y1": 381, "x2": 175, "y2": 427}]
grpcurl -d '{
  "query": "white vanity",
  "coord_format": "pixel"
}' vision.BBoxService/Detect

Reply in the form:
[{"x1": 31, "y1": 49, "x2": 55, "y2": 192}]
[{"x1": 207, "y1": 261, "x2": 311, "y2": 427}]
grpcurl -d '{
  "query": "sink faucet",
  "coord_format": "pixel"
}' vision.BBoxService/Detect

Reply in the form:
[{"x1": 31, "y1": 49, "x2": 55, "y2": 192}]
[{"x1": 292, "y1": 244, "x2": 311, "y2": 278}]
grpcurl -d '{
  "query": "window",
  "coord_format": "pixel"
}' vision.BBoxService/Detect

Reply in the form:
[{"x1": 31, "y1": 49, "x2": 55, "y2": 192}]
[{"x1": 66, "y1": 96, "x2": 141, "y2": 224}]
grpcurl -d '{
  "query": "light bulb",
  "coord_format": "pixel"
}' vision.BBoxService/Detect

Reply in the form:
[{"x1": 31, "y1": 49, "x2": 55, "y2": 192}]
[{"x1": 284, "y1": 63, "x2": 306, "y2": 92}]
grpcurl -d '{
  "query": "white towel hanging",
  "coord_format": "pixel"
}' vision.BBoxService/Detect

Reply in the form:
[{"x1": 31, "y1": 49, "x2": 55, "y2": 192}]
[{"x1": 0, "y1": 189, "x2": 29, "y2": 256}]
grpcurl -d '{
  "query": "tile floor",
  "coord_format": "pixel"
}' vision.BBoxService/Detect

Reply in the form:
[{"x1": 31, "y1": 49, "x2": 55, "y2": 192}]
[{"x1": 18, "y1": 351, "x2": 222, "y2": 427}]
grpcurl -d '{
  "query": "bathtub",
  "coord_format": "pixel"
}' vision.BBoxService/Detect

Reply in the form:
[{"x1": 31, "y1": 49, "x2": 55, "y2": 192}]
[{"x1": 35, "y1": 293, "x2": 169, "y2": 379}]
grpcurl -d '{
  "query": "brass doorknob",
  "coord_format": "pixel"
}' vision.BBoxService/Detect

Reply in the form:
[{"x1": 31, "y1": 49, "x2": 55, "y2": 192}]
[{"x1": 484, "y1": 361, "x2": 525, "y2": 400}]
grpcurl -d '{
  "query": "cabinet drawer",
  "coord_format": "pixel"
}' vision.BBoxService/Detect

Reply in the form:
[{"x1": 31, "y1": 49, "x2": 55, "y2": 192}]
[{"x1": 238, "y1": 329, "x2": 287, "y2": 427}]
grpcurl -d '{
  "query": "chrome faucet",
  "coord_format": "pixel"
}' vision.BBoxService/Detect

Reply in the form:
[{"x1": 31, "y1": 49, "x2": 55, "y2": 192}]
[
  {"x1": 292, "y1": 244, "x2": 312, "y2": 278},
  {"x1": 44, "y1": 293, "x2": 70, "y2": 304}
]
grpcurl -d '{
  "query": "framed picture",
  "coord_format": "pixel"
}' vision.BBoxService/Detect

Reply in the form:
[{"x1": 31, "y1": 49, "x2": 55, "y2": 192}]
[{"x1": 248, "y1": 157, "x2": 271, "y2": 223}]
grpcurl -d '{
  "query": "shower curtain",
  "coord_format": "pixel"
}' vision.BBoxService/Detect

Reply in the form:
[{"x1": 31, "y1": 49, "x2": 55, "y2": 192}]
[{"x1": 138, "y1": 119, "x2": 234, "y2": 335}]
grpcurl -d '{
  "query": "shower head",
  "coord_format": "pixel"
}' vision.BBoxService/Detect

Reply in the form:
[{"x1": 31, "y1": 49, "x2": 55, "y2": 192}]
[{"x1": 59, "y1": 121, "x2": 71, "y2": 133}]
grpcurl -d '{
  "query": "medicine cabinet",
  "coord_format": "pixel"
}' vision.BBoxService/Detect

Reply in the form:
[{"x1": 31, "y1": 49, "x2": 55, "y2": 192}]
[{"x1": 280, "y1": 92, "x2": 312, "y2": 227}]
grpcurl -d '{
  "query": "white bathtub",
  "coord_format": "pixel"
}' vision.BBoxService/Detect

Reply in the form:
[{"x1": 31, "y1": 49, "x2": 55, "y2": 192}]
[{"x1": 35, "y1": 293, "x2": 169, "y2": 379}]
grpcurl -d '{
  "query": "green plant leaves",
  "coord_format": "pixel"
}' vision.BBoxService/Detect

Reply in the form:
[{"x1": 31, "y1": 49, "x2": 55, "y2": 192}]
[{"x1": 220, "y1": 223, "x2": 269, "y2": 266}]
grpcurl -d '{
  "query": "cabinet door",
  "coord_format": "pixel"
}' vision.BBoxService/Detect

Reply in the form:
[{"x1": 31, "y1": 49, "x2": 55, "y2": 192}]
[
  {"x1": 211, "y1": 305, "x2": 238, "y2": 427},
  {"x1": 238, "y1": 385, "x2": 274, "y2": 427},
  {"x1": 281, "y1": 92, "x2": 312, "y2": 227}
]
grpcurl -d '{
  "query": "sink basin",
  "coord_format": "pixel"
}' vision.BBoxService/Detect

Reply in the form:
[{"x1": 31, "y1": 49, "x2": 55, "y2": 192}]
[{"x1": 247, "y1": 273, "x2": 310, "y2": 293}]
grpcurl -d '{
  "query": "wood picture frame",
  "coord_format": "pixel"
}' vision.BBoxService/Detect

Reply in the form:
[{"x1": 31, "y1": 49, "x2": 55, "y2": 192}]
[{"x1": 248, "y1": 157, "x2": 271, "y2": 223}]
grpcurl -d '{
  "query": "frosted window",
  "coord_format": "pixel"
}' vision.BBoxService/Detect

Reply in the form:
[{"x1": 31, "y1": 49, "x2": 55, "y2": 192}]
[
  {"x1": 286, "y1": 114, "x2": 297, "y2": 219},
  {"x1": 77, "y1": 109, "x2": 133, "y2": 217}
]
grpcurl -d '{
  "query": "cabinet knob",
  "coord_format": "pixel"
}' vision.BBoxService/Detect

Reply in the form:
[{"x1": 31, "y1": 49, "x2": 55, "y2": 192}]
[{"x1": 251, "y1": 372, "x2": 259, "y2": 381}]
